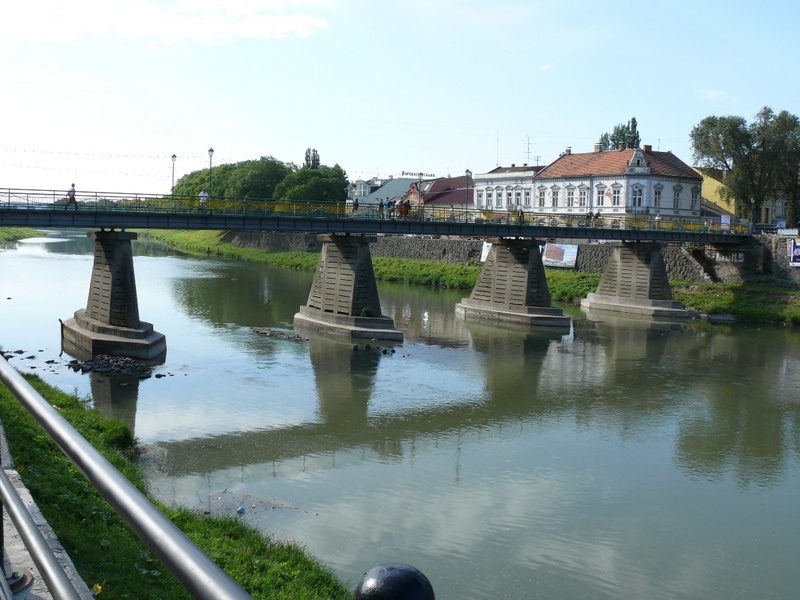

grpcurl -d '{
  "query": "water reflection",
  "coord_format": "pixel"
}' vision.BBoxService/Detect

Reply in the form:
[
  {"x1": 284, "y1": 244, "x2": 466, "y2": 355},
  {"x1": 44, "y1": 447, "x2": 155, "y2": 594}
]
[{"x1": 6, "y1": 237, "x2": 800, "y2": 598}]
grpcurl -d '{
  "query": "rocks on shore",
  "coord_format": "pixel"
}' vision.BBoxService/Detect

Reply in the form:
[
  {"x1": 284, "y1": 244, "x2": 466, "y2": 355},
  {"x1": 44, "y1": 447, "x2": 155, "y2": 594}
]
[
  {"x1": 68, "y1": 355, "x2": 154, "y2": 379},
  {"x1": 251, "y1": 327, "x2": 309, "y2": 342}
]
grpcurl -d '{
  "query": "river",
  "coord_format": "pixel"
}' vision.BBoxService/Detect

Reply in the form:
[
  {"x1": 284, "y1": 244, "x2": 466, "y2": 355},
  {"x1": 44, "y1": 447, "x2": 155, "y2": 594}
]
[{"x1": 1, "y1": 230, "x2": 800, "y2": 599}]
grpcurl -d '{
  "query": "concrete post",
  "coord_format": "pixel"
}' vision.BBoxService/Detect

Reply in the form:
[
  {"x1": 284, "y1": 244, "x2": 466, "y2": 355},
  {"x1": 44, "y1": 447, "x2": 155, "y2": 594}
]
[
  {"x1": 455, "y1": 238, "x2": 570, "y2": 328},
  {"x1": 581, "y1": 242, "x2": 695, "y2": 318},
  {"x1": 61, "y1": 230, "x2": 166, "y2": 360},
  {"x1": 294, "y1": 235, "x2": 402, "y2": 341}
]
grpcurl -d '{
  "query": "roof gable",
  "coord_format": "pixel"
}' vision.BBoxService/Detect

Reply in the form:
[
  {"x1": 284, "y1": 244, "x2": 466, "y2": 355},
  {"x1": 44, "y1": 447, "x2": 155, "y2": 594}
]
[{"x1": 536, "y1": 148, "x2": 700, "y2": 181}]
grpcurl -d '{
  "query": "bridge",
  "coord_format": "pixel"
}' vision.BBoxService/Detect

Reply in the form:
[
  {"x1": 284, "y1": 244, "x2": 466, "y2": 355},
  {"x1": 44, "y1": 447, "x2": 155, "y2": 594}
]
[{"x1": 1, "y1": 187, "x2": 751, "y2": 357}]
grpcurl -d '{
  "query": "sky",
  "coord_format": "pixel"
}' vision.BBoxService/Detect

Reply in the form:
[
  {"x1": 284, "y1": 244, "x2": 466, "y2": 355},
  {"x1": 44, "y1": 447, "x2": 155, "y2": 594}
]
[{"x1": 2, "y1": 0, "x2": 799, "y2": 195}]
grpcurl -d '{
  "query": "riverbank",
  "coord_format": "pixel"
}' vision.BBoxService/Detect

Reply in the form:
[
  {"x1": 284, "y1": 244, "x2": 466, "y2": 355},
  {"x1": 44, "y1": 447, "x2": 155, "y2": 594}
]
[
  {"x1": 0, "y1": 227, "x2": 39, "y2": 243},
  {"x1": 141, "y1": 229, "x2": 800, "y2": 326},
  {"x1": 0, "y1": 373, "x2": 351, "y2": 599}
]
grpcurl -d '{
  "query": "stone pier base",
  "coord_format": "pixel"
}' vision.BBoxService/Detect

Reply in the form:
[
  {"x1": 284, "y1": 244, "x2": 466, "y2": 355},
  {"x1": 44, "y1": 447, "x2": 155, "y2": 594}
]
[
  {"x1": 580, "y1": 242, "x2": 695, "y2": 319},
  {"x1": 61, "y1": 230, "x2": 166, "y2": 360},
  {"x1": 293, "y1": 234, "x2": 403, "y2": 341},
  {"x1": 455, "y1": 238, "x2": 570, "y2": 329}
]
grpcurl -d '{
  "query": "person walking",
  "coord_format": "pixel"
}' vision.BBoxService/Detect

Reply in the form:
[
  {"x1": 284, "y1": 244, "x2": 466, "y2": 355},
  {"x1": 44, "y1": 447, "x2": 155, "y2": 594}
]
[
  {"x1": 65, "y1": 183, "x2": 77, "y2": 210},
  {"x1": 199, "y1": 188, "x2": 209, "y2": 211}
]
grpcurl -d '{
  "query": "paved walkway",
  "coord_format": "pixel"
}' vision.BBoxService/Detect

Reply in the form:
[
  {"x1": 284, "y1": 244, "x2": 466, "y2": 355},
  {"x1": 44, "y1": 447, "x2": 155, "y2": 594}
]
[{"x1": 2, "y1": 425, "x2": 91, "y2": 599}]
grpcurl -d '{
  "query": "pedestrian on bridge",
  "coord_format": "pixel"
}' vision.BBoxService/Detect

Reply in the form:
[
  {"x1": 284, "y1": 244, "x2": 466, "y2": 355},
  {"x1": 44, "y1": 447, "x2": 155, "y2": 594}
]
[
  {"x1": 65, "y1": 183, "x2": 77, "y2": 210},
  {"x1": 199, "y1": 188, "x2": 209, "y2": 211}
]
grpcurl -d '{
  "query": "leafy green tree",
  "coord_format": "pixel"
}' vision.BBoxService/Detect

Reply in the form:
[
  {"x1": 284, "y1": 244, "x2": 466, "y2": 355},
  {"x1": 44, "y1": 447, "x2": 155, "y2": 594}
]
[
  {"x1": 598, "y1": 117, "x2": 640, "y2": 150},
  {"x1": 690, "y1": 107, "x2": 800, "y2": 223},
  {"x1": 173, "y1": 156, "x2": 294, "y2": 200},
  {"x1": 303, "y1": 148, "x2": 321, "y2": 169},
  {"x1": 273, "y1": 164, "x2": 348, "y2": 203},
  {"x1": 227, "y1": 156, "x2": 293, "y2": 199}
]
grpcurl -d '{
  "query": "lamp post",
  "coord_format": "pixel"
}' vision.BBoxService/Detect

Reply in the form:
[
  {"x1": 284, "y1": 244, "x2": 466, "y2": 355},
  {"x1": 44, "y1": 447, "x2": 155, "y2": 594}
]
[
  {"x1": 465, "y1": 169, "x2": 472, "y2": 222},
  {"x1": 208, "y1": 148, "x2": 214, "y2": 197},
  {"x1": 171, "y1": 153, "x2": 176, "y2": 193}
]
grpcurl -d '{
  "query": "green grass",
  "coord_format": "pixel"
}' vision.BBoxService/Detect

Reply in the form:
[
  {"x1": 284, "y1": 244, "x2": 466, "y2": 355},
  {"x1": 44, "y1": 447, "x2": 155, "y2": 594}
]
[
  {"x1": 672, "y1": 281, "x2": 800, "y2": 325},
  {"x1": 0, "y1": 227, "x2": 39, "y2": 242},
  {"x1": 0, "y1": 375, "x2": 351, "y2": 600}
]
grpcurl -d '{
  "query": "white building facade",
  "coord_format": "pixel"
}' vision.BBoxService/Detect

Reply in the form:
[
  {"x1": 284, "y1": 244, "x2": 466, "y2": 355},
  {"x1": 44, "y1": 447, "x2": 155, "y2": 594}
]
[{"x1": 473, "y1": 145, "x2": 703, "y2": 222}]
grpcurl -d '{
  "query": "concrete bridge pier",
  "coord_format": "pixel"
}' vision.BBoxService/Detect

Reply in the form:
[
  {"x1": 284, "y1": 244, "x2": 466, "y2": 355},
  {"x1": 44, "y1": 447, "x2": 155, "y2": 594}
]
[
  {"x1": 294, "y1": 234, "x2": 403, "y2": 341},
  {"x1": 61, "y1": 229, "x2": 166, "y2": 359},
  {"x1": 455, "y1": 238, "x2": 570, "y2": 328},
  {"x1": 580, "y1": 241, "x2": 695, "y2": 318}
]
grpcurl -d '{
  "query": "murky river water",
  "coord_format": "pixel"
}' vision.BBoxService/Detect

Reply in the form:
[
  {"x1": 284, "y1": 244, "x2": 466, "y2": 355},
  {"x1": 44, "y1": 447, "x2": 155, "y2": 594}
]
[{"x1": 2, "y1": 230, "x2": 800, "y2": 599}]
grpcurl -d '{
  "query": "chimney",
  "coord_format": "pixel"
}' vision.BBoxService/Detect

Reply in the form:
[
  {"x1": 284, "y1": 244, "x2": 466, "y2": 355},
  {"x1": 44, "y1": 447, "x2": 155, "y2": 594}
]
[
  {"x1": 511, "y1": 163, "x2": 515, "y2": 168},
  {"x1": 594, "y1": 143, "x2": 602, "y2": 153},
  {"x1": 643, "y1": 144, "x2": 652, "y2": 152},
  {"x1": 565, "y1": 147, "x2": 571, "y2": 155}
]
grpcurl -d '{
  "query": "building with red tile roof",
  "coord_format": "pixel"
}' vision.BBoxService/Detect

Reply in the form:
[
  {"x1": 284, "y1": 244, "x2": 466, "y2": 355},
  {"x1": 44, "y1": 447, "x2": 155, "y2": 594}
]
[{"x1": 472, "y1": 145, "x2": 704, "y2": 222}]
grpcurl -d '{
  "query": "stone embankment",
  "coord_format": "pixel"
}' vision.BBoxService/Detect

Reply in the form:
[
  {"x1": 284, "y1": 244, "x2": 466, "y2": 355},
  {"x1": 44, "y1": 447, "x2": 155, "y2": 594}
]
[{"x1": 223, "y1": 231, "x2": 785, "y2": 285}]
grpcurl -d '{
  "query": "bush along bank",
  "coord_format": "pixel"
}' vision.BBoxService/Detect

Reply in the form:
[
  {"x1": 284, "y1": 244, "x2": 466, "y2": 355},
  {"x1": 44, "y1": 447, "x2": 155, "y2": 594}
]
[
  {"x1": 0, "y1": 375, "x2": 351, "y2": 600},
  {"x1": 139, "y1": 230, "x2": 800, "y2": 326}
]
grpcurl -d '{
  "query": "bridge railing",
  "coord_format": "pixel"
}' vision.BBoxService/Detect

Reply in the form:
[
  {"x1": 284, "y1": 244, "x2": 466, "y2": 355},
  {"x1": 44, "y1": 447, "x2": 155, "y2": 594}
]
[{"x1": 1, "y1": 187, "x2": 752, "y2": 234}]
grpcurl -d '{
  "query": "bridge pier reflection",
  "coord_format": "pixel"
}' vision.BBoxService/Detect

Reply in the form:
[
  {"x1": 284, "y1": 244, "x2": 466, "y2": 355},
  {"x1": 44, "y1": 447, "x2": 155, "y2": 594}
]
[
  {"x1": 581, "y1": 242, "x2": 694, "y2": 318},
  {"x1": 294, "y1": 234, "x2": 403, "y2": 341},
  {"x1": 456, "y1": 238, "x2": 570, "y2": 329},
  {"x1": 60, "y1": 229, "x2": 167, "y2": 360}
]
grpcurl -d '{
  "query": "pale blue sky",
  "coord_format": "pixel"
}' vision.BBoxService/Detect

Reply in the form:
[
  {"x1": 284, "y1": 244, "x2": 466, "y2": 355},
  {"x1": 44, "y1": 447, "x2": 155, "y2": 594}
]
[{"x1": 2, "y1": 0, "x2": 799, "y2": 194}]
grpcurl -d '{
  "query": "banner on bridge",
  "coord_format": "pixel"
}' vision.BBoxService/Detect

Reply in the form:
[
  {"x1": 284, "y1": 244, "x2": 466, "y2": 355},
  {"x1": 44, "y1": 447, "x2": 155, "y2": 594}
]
[{"x1": 543, "y1": 243, "x2": 579, "y2": 268}]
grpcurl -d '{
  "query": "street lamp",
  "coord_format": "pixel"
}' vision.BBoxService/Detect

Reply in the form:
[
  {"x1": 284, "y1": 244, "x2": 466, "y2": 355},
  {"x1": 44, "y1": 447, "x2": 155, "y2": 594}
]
[
  {"x1": 171, "y1": 154, "x2": 176, "y2": 195},
  {"x1": 465, "y1": 169, "x2": 472, "y2": 217},
  {"x1": 208, "y1": 148, "x2": 214, "y2": 196}
]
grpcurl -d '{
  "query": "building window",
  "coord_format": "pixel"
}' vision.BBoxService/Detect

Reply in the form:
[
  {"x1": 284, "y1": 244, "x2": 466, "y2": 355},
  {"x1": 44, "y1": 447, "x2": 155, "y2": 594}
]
[
  {"x1": 524, "y1": 190, "x2": 531, "y2": 207},
  {"x1": 552, "y1": 189, "x2": 559, "y2": 207},
  {"x1": 515, "y1": 190, "x2": 522, "y2": 206},
  {"x1": 612, "y1": 188, "x2": 621, "y2": 206},
  {"x1": 691, "y1": 189, "x2": 699, "y2": 210},
  {"x1": 654, "y1": 188, "x2": 662, "y2": 207},
  {"x1": 506, "y1": 190, "x2": 513, "y2": 207},
  {"x1": 567, "y1": 189, "x2": 575, "y2": 207},
  {"x1": 596, "y1": 187, "x2": 605, "y2": 207},
  {"x1": 632, "y1": 187, "x2": 643, "y2": 207},
  {"x1": 579, "y1": 189, "x2": 587, "y2": 207},
  {"x1": 538, "y1": 189, "x2": 546, "y2": 207},
  {"x1": 477, "y1": 191, "x2": 484, "y2": 208},
  {"x1": 673, "y1": 190, "x2": 681, "y2": 209},
  {"x1": 486, "y1": 190, "x2": 492, "y2": 207},
  {"x1": 495, "y1": 189, "x2": 503, "y2": 208}
]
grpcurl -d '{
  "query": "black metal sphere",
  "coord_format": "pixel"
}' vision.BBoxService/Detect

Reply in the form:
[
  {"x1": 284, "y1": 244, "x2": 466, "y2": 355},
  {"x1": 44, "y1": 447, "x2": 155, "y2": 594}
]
[{"x1": 354, "y1": 563, "x2": 435, "y2": 600}]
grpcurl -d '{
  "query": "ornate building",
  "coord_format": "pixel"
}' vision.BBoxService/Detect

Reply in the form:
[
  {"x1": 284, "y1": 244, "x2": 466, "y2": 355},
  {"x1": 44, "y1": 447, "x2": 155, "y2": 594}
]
[{"x1": 473, "y1": 145, "x2": 703, "y2": 222}]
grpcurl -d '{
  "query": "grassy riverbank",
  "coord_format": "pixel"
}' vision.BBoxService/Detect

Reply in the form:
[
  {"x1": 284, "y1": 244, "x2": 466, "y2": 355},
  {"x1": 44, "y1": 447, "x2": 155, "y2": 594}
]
[
  {"x1": 141, "y1": 229, "x2": 800, "y2": 324},
  {"x1": 0, "y1": 375, "x2": 351, "y2": 599},
  {"x1": 0, "y1": 227, "x2": 39, "y2": 243}
]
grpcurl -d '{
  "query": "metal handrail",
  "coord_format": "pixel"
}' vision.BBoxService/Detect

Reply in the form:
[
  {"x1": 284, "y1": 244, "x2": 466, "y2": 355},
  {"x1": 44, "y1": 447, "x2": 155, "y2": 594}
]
[
  {"x1": 0, "y1": 187, "x2": 747, "y2": 232},
  {"x1": 0, "y1": 467, "x2": 82, "y2": 599},
  {"x1": 0, "y1": 358, "x2": 253, "y2": 599}
]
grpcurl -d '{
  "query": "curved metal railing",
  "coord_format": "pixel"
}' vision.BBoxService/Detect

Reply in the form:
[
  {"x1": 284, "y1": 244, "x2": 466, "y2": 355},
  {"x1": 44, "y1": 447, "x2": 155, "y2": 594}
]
[{"x1": 0, "y1": 357, "x2": 253, "y2": 599}]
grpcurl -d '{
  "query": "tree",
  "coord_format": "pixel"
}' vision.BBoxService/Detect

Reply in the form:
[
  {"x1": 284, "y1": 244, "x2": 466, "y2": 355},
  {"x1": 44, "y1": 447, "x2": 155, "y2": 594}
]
[
  {"x1": 227, "y1": 156, "x2": 293, "y2": 199},
  {"x1": 303, "y1": 148, "x2": 321, "y2": 169},
  {"x1": 690, "y1": 107, "x2": 800, "y2": 223},
  {"x1": 598, "y1": 117, "x2": 641, "y2": 150},
  {"x1": 273, "y1": 164, "x2": 348, "y2": 203},
  {"x1": 173, "y1": 156, "x2": 294, "y2": 200}
]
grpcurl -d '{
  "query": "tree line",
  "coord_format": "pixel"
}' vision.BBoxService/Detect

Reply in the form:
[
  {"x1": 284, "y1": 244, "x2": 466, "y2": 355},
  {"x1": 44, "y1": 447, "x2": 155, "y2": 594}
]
[{"x1": 172, "y1": 148, "x2": 349, "y2": 204}]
